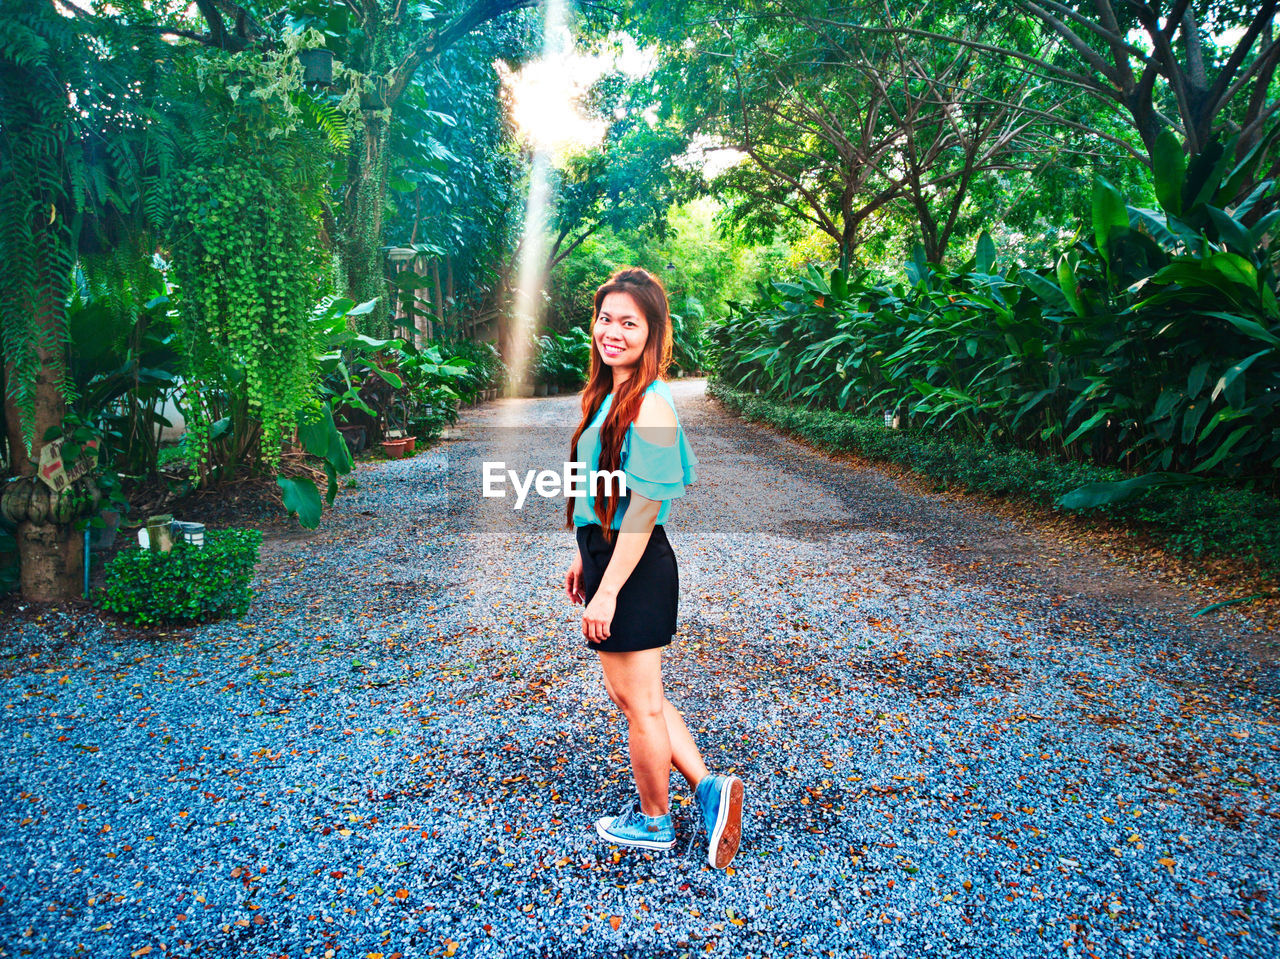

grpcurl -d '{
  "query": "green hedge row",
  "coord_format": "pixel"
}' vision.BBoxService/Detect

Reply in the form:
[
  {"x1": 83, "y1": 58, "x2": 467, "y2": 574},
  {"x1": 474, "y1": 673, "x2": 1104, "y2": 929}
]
[{"x1": 710, "y1": 380, "x2": 1280, "y2": 576}]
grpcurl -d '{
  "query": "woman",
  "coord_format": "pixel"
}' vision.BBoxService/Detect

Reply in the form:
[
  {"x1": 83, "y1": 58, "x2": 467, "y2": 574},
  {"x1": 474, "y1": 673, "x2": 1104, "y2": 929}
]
[{"x1": 563, "y1": 267, "x2": 744, "y2": 870}]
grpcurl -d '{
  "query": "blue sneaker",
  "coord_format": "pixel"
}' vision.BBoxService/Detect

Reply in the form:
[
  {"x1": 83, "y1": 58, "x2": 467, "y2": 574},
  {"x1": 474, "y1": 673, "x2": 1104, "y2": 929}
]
[
  {"x1": 694, "y1": 774, "x2": 744, "y2": 869},
  {"x1": 595, "y1": 802, "x2": 676, "y2": 851}
]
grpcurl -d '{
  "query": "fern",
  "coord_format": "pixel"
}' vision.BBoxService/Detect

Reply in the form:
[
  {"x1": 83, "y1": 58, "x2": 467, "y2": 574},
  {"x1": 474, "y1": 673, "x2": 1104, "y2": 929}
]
[
  {"x1": 0, "y1": 1, "x2": 178, "y2": 454},
  {"x1": 290, "y1": 90, "x2": 353, "y2": 151}
]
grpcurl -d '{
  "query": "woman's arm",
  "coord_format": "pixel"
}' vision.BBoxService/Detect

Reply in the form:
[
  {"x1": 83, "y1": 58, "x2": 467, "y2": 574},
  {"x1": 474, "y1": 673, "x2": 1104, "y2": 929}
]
[
  {"x1": 581, "y1": 493, "x2": 661, "y2": 643},
  {"x1": 580, "y1": 392, "x2": 679, "y2": 643},
  {"x1": 565, "y1": 546, "x2": 586, "y2": 605}
]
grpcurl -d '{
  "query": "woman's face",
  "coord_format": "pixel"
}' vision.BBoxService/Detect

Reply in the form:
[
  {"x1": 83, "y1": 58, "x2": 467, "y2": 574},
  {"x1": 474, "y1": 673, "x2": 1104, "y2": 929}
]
[{"x1": 594, "y1": 291, "x2": 649, "y2": 373}]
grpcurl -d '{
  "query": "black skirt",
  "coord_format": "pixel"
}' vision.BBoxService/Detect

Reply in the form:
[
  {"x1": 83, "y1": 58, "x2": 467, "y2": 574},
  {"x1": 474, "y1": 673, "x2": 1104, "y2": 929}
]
[{"x1": 576, "y1": 523, "x2": 679, "y2": 652}]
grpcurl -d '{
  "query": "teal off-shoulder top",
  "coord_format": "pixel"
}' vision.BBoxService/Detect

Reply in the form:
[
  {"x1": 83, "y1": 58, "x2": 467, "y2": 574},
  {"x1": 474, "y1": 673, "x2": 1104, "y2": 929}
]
[{"x1": 572, "y1": 378, "x2": 698, "y2": 529}]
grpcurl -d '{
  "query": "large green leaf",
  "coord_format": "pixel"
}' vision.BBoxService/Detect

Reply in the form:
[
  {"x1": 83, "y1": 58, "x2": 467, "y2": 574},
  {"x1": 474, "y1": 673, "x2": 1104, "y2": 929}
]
[
  {"x1": 1211, "y1": 348, "x2": 1272, "y2": 407},
  {"x1": 1185, "y1": 138, "x2": 1231, "y2": 210},
  {"x1": 1151, "y1": 130, "x2": 1185, "y2": 216},
  {"x1": 1055, "y1": 256, "x2": 1085, "y2": 317},
  {"x1": 298, "y1": 404, "x2": 339, "y2": 458},
  {"x1": 1019, "y1": 270, "x2": 1071, "y2": 311},
  {"x1": 1207, "y1": 252, "x2": 1259, "y2": 289},
  {"x1": 1218, "y1": 124, "x2": 1280, "y2": 206},
  {"x1": 975, "y1": 231, "x2": 996, "y2": 274},
  {"x1": 1186, "y1": 360, "x2": 1212, "y2": 398},
  {"x1": 1057, "y1": 472, "x2": 1201, "y2": 509},
  {"x1": 1206, "y1": 206, "x2": 1251, "y2": 255},
  {"x1": 277, "y1": 476, "x2": 323, "y2": 528},
  {"x1": 1092, "y1": 178, "x2": 1129, "y2": 262},
  {"x1": 1063, "y1": 407, "x2": 1109, "y2": 445},
  {"x1": 1204, "y1": 311, "x2": 1280, "y2": 346},
  {"x1": 1192, "y1": 424, "x2": 1253, "y2": 473}
]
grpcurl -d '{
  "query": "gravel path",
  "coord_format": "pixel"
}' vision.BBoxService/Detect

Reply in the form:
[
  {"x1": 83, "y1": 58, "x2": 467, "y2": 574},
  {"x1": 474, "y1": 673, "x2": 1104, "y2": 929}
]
[{"x1": 3, "y1": 379, "x2": 1278, "y2": 959}]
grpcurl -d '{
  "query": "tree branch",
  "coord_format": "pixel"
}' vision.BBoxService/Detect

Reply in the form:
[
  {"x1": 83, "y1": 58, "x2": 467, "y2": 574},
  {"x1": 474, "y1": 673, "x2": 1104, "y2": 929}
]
[
  {"x1": 802, "y1": 17, "x2": 1104, "y2": 95},
  {"x1": 387, "y1": 0, "x2": 536, "y2": 106},
  {"x1": 1205, "y1": 1, "x2": 1279, "y2": 117},
  {"x1": 1021, "y1": 1, "x2": 1123, "y2": 82}
]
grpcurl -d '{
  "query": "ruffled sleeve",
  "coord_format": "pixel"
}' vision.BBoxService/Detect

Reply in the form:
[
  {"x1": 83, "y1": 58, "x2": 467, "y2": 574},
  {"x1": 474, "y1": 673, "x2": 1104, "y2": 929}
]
[{"x1": 622, "y1": 419, "x2": 698, "y2": 502}]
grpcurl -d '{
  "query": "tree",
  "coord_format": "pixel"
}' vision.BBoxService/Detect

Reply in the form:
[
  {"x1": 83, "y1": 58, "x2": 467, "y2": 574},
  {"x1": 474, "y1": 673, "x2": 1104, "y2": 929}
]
[
  {"x1": 545, "y1": 79, "x2": 695, "y2": 274},
  {"x1": 1, "y1": 0, "x2": 539, "y2": 600},
  {"x1": 813, "y1": 1, "x2": 1280, "y2": 179},
  {"x1": 382, "y1": 19, "x2": 538, "y2": 342},
  {"x1": 621, "y1": 1, "x2": 1079, "y2": 267},
  {"x1": 1, "y1": 1, "x2": 172, "y2": 599},
  {"x1": 146, "y1": 0, "x2": 539, "y2": 333}
]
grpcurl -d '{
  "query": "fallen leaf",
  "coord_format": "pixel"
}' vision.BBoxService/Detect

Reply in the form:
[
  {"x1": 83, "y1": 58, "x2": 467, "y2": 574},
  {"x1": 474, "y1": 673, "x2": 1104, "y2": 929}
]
[{"x1": 609, "y1": 916, "x2": 621, "y2": 931}]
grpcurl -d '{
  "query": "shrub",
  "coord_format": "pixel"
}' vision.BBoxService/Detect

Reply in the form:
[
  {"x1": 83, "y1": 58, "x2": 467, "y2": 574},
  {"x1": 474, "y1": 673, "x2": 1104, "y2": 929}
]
[
  {"x1": 710, "y1": 381, "x2": 1280, "y2": 575},
  {"x1": 99, "y1": 528, "x2": 263, "y2": 625}
]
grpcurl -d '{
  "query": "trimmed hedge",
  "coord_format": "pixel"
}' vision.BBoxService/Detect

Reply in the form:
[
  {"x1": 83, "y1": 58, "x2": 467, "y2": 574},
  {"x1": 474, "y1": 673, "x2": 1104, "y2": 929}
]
[
  {"x1": 710, "y1": 380, "x2": 1280, "y2": 576},
  {"x1": 99, "y1": 528, "x2": 263, "y2": 625}
]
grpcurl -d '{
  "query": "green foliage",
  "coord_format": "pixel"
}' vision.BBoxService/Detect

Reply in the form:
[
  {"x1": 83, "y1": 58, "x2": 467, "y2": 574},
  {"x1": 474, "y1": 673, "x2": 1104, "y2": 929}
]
[
  {"x1": 66, "y1": 263, "x2": 184, "y2": 483},
  {"x1": 395, "y1": 342, "x2": 476, "y2": 440},
  {"x1": 384, "y1": 20, "x2": 537, "y2": 329},
  {"x1": 547, "y1": 198, "x2": 787, "y2": 373},
  {"x1": 165, "y1": 39, "x2": 337, "y2": 478},
  {"x1": 99, "y1": 528, "x2": 263, "y2": 626},
  {"x1": 710, "y1": 382, "x2": 1280, "y2": 574},
  {"x1": 435, "y1": 339, "x2": 506, "y2": 394},
  {"x1": 533, "y1": 328, "x2": 591, "y2": 389},
  {"x1": 614, "y1": 0, "x2": 1114, "y2": 268},
  {"x1": 170, "y1": 156, "x2": 324, "y2": 474},
  {"x1": 545, "y1": 73, "x2": 696, "y2": 272},
  {"x1": 0, "y1": 1, "x2": 173, "y2": 450},
  {"x1": 713, "y1": 132, "x2": 1280, "y2": 484},
  {"x1": 277, "y1": 475, "x2": 324, "y2": 528}
]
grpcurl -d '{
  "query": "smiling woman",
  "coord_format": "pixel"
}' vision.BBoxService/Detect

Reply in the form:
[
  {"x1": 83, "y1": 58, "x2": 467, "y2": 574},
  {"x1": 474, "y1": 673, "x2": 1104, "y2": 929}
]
[{"x1": 560, "y1": 267, "x2": 744, "y2": 869}]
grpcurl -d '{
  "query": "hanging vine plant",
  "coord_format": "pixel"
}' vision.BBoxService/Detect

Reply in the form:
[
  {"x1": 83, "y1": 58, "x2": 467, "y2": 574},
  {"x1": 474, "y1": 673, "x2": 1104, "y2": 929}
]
[
  {"x1": 164, "y1": 30, "x2": 354, "y2": 480},
  {"x1": 169, "y1": 157, "x2": 323, "y2": 474}
]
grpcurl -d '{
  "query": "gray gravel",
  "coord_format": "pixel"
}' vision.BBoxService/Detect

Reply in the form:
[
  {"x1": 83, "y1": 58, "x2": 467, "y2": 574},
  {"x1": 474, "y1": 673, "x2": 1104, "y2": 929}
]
[{"x1": 2, "y1": 379, "x2": 1278, "y2": 958}]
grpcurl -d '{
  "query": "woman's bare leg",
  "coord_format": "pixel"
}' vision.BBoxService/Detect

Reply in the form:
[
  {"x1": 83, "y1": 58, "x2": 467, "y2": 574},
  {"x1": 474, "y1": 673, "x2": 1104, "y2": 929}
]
[
  {"x1": 598, "y1": 655, "x2": 711, "y2": 797},
  {"x1": 596, "y1": 648, "x2": 671, "y2": 817},
  {"x1": 663, "y1": 697, "x2": 709, "y2": 789}
]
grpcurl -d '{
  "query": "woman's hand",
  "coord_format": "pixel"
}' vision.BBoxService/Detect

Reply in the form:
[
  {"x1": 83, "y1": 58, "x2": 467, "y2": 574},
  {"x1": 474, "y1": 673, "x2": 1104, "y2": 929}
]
[
  {"x1": 582, "y1": 588, "x2": 617, "y2": 644},
  {"x1": 565, "y1": 550, "x2": 586, "y2": 605}
]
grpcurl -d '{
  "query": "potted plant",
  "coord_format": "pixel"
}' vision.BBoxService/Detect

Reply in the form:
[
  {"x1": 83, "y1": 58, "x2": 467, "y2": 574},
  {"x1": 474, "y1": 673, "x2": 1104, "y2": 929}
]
[
  {"x1": 297, "y1": 48, "x2": 333, "y2": 87},
  {"x1": 381, "y1": 437, "x2": 411, "y2": 459}
]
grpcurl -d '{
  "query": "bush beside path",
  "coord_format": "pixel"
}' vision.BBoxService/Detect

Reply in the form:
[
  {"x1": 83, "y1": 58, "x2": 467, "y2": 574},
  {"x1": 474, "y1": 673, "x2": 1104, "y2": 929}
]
[{"x1": 2, "y1": 379, "x2": 1277, "y2": 958}]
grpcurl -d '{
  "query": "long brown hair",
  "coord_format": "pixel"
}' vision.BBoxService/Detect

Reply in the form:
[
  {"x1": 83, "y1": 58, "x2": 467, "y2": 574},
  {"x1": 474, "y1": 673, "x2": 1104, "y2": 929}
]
[{"x1": 564, "y1": 267, "x2": 674, "y2": 538}]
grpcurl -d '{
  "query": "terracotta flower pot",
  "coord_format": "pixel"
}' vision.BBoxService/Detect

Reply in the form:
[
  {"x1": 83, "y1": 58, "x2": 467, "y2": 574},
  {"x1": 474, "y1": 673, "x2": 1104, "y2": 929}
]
[
  {"x1": 381, "y1": 438, "x2": 411, "y2": 459},
  {"x1": 404, "y1": 436, "x2": 417, "y2": 452}
]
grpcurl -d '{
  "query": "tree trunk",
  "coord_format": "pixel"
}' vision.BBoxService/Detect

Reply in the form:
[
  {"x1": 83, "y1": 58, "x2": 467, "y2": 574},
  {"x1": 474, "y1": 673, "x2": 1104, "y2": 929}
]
[
  {"x1": 445, "y1": 254, "x2": 455, "y2": 332},
  {"x1": 341, "y1": 112, "x2": 392, "y2": 338},
  {"x1": 15, "y1": 521, "x2": 83, "y2": 602},
  {"x1": 2, "y1": 212, "x2": 77, "y2": 601},
  {"x1": 431, "y1": 258, "x2": 445, "y2": 328}
]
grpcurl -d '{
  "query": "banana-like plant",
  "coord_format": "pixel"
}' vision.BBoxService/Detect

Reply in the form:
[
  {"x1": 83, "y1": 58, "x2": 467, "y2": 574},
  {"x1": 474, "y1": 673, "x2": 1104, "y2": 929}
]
[{"x1": 712, "y1": 127, "x2": 1280, "y2": 505}]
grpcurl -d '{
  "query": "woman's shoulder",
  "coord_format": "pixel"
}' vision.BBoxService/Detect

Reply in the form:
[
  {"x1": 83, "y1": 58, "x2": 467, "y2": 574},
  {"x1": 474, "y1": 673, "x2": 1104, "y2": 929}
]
[
  {"x1": 637, "y1": 379, "x2": 678, "y2": 421},
  {"x1": 645, "y1": 377, "x2": 674, "y2": 398}
]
